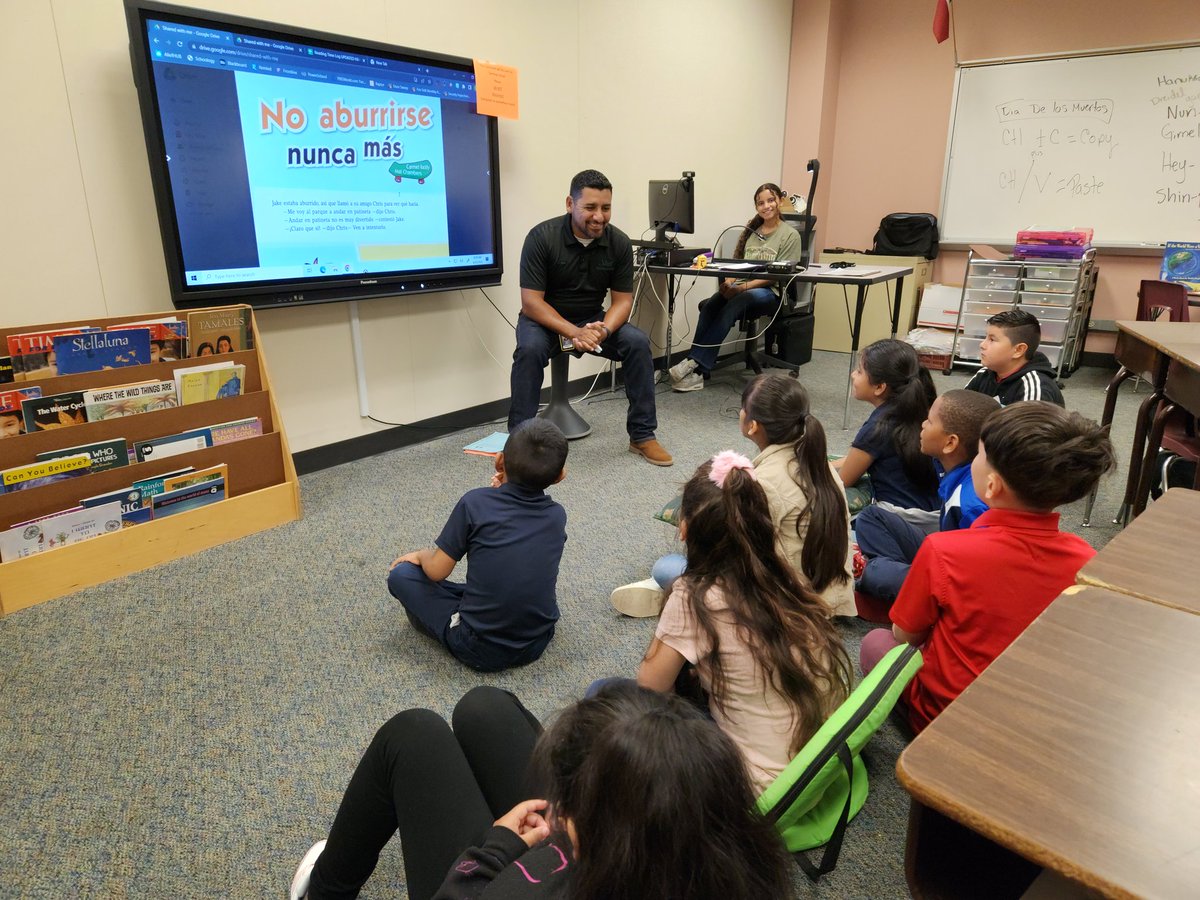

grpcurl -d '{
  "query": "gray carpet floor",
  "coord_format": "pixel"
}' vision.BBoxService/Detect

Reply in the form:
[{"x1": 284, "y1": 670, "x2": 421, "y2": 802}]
[{"x1": 0, "y1": 348, "x2": 1138, "y2": 899}]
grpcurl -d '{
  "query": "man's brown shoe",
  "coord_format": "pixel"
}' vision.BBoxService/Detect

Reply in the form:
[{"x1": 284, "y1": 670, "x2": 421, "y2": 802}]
[{"x1": 629, "y1": 438, "x2": 673, "y2": 466}]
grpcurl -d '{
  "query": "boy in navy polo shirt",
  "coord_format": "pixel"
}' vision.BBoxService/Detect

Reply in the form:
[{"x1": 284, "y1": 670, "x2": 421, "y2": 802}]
[{"x1": 388, "y1": 420, "x2": 569, "y2": 672}]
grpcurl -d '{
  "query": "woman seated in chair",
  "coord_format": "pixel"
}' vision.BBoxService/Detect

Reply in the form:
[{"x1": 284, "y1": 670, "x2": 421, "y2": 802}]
[{"x1": 669, "y1": 182, "x2": 802, "y2": 393}]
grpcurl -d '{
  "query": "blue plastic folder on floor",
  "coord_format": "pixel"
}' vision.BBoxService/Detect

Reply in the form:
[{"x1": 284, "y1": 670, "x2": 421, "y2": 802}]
[{"x1": 462, "y1": 431, "x2": 508, "y2": 457}]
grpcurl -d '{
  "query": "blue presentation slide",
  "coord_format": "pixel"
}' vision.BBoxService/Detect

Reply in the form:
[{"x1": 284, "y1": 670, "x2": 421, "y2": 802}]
[{"x1": 236, "y1": 73, "x2": 450, "y2": 276}]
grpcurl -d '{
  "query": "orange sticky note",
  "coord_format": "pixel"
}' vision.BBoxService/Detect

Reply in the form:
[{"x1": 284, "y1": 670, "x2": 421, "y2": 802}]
[{"x1": 473, "y1": 60, "x2": 519, "y2": 120}]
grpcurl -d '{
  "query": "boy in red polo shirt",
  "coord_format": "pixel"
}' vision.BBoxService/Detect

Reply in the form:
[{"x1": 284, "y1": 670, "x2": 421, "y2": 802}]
[{"x1": 859, "y1": 402, "x2": 1115, "y2": 732}]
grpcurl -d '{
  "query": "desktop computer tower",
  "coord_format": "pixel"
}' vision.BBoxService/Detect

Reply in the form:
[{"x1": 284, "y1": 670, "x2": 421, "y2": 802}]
[{"x1": 767, "y1": 312, "x2": 814, "y2": 367}]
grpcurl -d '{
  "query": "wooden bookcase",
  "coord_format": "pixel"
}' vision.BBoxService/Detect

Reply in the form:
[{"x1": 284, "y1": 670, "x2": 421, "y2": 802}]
[{"x1": 0, "y1": 307, "x2": 301, "y2": 615}]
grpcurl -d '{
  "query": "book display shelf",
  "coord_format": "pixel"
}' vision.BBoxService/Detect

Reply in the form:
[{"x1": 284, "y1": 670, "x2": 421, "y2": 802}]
[{"x1": 0, "y1": 307, "x2": 301, "y2": 615}]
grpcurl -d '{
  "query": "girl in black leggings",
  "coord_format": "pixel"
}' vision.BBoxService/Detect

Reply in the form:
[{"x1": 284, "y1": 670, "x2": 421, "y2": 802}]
[{"x1": 290, "y1": 683, "x2": 791, "y2": 900}]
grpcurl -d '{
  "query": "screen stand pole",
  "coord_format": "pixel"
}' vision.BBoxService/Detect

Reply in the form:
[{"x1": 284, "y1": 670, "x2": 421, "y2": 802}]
[{"x1": 348, "y1": 301, "x2": 370, "y2": 419}]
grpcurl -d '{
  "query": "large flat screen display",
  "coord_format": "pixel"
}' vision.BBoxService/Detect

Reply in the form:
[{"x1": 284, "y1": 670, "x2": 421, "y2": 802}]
[{"x1": 124, "y1": 1, "x2": 502, "y2": 310}]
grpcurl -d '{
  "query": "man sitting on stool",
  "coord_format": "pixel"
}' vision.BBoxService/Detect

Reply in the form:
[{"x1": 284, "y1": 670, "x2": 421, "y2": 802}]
[{"x1": 508, "y1": 169, "x2": 672, "y2": 466}]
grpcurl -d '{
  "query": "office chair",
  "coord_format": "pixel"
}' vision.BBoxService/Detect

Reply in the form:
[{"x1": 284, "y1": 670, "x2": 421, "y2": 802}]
[
  {"x1": 699, "y1": 218, "x2": 816, "y2": 378},
  {"x1": 707, "y1": 160, "x2": 822, "y2": 378}
]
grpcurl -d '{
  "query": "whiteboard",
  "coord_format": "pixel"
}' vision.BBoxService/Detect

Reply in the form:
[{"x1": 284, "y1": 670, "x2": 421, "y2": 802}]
[{"x1": 939, "y1": 45, "x2": 1200, "y2": 247}]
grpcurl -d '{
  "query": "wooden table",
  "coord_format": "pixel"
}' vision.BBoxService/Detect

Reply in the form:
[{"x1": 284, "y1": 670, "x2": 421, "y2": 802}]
[
  {"x1": 1077, "y1": 488, "x2": 1200, "y2": 614},
  {"x1": 897, "y1": 585, "x2": 1200, "y2": 899},
  {"x1": 1085, "y1": 321, "x2": 1200, "y2": 525},
  {"x1": 1134, "y1": 340, "x2": 1200, "y2": 517}
]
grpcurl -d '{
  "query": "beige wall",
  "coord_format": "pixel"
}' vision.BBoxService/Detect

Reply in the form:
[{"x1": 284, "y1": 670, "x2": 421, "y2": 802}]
[
  {"x1": 784, "y1": 0, "x2": 1200, "y2": 354},
  {"x1": 1, "y1": 0, "x2": 796, "y2": 452}
]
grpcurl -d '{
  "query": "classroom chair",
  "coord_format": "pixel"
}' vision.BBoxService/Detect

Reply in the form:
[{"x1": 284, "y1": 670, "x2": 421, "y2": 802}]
[
  {"x1": 1130, "y1": 280, "x2": 1189, "y2": 392},
  {"x1": 757, "y1": 642, "x2": 922, "y2": 881},
  {"x1": 1082, "y1": 280, "x2": 1189, "y2": 525}
]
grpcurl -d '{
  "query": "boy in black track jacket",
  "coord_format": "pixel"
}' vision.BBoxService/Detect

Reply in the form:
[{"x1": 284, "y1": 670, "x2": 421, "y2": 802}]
[{"x1": 965, "y1": 309, "x2": 1065, "y2": 407}]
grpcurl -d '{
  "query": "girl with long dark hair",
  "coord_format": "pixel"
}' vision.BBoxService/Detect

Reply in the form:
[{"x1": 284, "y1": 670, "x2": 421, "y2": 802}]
[
  {"x1": 740, "y1": 373, "x2": 854, "y2": 616},
  {"x1": 638, "y1": 453, "x2": 853, "y2": 792},
  {"x1": 289, "y1": 683, "x2": 792, "y2": 900},
  {"x1": 835, "y1": 339, "x2": 939, "y2": 517}
]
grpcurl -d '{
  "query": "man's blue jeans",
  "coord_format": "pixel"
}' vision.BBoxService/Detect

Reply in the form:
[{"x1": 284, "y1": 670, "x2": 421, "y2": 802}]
[{"x1": 507, "y1": 313, "x2": 657, "y2": 442}]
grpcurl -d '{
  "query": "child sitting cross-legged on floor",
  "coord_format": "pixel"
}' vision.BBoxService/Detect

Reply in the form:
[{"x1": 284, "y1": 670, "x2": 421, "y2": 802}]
[
  {"x1": 859, "y1": 402, "x2": 1115, "y2": 733},
  {"x1": 387, "y1": 419, "x2": 569, "y2": 673},
  {"x1": 610, "y1": 374, "x2": 855, "y2": 618},
  {"x1": 834, "y1": 339, "x2": 940, "y2": 529},
  {"x1": 854, "y1": 389, "x2": 999, "y2": 617}
]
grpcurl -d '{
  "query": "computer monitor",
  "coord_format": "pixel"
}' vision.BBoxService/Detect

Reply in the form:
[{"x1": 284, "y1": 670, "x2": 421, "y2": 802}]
[{"x1": 648, "y1": 172, "x2": 695, "y2": 245}]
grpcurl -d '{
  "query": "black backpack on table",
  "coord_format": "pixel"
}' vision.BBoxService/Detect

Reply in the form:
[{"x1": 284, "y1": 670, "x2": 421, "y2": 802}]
[{"x1": 872, "y1": 213, "x2": 939, "y2": 259}]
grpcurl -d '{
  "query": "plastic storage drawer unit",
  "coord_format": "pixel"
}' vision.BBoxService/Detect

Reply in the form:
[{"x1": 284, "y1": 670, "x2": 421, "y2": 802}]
[
  {"x1": 964, "y1": 299, "x2": 1014, "y2": 317},
  {"x1": 1021, "y1": 278, "x2": 1075, "y2": 293},
  {"x1": 1017, "y1": 303, "x2": 1071, "y2": 321},
  {"x1": 966, "y1": 275, "x2": 1019, "y2": 291},
  {"x1": 1024, "y1": 264, "x2": 1080, "y2": 280},
  {"x1": 960, "y1": 313, "x2": 989, "y2": 337},
  {"x1": 970, "y1": 262, "x2": 1024, "y2": 278},
  {"x1": 1019, "y1": 290, "x2": 1074, "y2": 307}
]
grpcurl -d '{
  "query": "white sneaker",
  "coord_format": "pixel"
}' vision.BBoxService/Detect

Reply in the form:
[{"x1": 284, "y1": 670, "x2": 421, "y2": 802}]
[
  {"x1": 672, "y1": 372, "x2": 704, "y2": 392},
  {"x1": 290, "y1": 839, "x2": 327, "y2": 900},
  {"x1": 668, "y1": 358, "x2": 698, "y2": 384},
  {"x1": 610, "y1": 578, "x2": 666, "y2": 617}
]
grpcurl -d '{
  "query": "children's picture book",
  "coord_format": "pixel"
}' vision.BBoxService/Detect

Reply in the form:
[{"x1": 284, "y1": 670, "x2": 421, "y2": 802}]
[
  {"x1": 1160, "y1": 241, "x2": 1200, "y2": 293},
  {"x1": 463, "y1": 431, "x2": 509, "y2": 457},
  {"x1": 0, "y1": 501, "x2": 123, "y2": 562},
  {"x1": 0, "y1": 453, "x2": 91, "y2": 493},
  {"x1": 132, "y1": 467, "x2": 194, "y2": 508},
  {"x1": 133, "y1": 427, "x2": 213, "y2": 463},
  {"x1": 0, "y1": 387, "x2": 43, "y2": 438},
  {"x1": 83, "y1": 380, "x2": 179, "y2": 421},
  {"x1": 186, "y1": 307, "x2": 252, "y2": 357},
  {"x1": 7, "y1": 328, "x2": 93, "y2": 381},
  {"x1": 20, "y1": 390, "x2": 88, "y2": 433},
  {"x1": 52, "y1": 329, "x2": 152, "y2": 375},
  {"x1": 209, "y1": 417, "x2": 263, "y2": 446},
  {"x1": 117, "y1": 318, "x2": 186, "y2": 361},
  {"x1": 80, "y1": 486, "x2": 152, "y2": 526},
  {"x1": 151, "y1": 476, "x2": 226, "y2": 518},
  {"x1": 36, "y1": 438, "x2": 130, "y2": 472},
  {"x1": 163, "y1": 462, "x2": 228, "y2": 494},
  {"x1": 173, "y1": 362, "x2": 245, "y2": 405}
]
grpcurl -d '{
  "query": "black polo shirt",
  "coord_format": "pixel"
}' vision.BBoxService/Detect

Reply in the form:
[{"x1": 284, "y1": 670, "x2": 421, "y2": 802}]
[{"x1": 519, "y1": 214, "x2": 634, "y2": 319}]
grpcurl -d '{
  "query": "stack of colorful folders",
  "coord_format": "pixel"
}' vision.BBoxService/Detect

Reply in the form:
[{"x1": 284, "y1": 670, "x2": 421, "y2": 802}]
[{"x1": 1013, "y1": 228, "x2": 1093, "y2": 260}]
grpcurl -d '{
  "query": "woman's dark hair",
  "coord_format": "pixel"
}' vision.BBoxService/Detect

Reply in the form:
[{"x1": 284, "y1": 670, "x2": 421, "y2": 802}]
[
  {"x1": 741, "y1": 374, "x2": 849, "y2": 592},
  {"x1": 733, "y1": 182, "x2": 784, "y2": 259},
  {"x1": 532, "y1": 683, "x2": 791, "y2": 900},
  {"x1": 195, "y1": 341, "x2": 215, "y2": 356},
  {"x1": 677, "y1": 459, "x2": 852, "y2": 756},
  {"x1": 859, "y1": 339, "x2": 938, "y2": 493},
  {"x1": 216, "y1": 334, "x2": 235, "y2": 353}
]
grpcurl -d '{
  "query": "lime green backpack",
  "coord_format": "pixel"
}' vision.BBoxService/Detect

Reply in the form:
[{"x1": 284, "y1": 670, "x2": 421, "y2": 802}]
[{"x1": 756, "y1": 643, "x2": 922, "y2": 880}]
